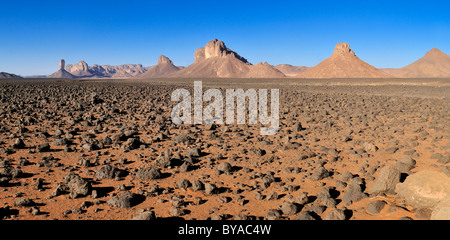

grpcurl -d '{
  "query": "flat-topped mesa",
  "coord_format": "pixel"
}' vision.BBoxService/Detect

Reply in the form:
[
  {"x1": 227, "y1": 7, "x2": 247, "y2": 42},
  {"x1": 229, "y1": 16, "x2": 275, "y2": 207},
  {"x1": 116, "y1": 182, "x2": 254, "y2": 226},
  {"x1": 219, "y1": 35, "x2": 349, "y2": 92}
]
[
  {"x1": 158, "y1": 55, "x2": 173, "y2": 65},
  {"x1": 332, "y1": 43, "x2": 356, "y2": 57},
  {"x1": 59, "y1": 59, "x2": 65, "y2": 70}
]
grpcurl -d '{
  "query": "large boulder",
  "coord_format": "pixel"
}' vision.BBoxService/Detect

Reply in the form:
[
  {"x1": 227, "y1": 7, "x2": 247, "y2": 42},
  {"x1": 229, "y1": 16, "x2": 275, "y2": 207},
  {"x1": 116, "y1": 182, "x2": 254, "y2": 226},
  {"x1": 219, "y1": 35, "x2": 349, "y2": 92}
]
[
  {"x1": 430, "y1": 195, "x2": 450, "y2": 220},
  {"x1": 368, "y1": 165, "x2": 400, "y2": 195},
  {"x1": 63, "y1": 174, "x2": 91, "y2": 198},
  {"x1": 395, "y1": 170, "x2": 450, "y2": 209}
]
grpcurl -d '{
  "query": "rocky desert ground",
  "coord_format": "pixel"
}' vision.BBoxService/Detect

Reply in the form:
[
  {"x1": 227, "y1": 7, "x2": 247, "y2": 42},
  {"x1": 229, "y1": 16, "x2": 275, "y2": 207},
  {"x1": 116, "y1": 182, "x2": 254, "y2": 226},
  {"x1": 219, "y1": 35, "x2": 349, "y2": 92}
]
[{"x1": 0, "y1": 77, "x2": 449, "y2": 220}]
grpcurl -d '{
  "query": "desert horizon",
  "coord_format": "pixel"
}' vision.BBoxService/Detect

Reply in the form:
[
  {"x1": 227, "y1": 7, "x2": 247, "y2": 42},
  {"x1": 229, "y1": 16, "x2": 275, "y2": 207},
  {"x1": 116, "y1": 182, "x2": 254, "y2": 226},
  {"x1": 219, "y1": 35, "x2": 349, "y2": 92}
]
[
  {"x1": 2, "y1": 40, "x2": 450, "y2": 79},
  {"x1": 1, "y1": 1, "x2": 449, "y2": 237}
]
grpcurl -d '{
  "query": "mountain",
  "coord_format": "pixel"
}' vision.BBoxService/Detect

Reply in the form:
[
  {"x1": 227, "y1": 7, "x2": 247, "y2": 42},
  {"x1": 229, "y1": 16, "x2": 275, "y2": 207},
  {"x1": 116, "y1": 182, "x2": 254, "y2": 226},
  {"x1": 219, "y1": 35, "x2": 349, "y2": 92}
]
[
  {"x1": 137, "y1": 55, "x2": 182, "y2": 78},
  {"x1": 386, "y1": 48, "x2": 450, "y2": 78},
  {"x1": 275, "y1": 64, "x2": 310, "y2": 77},
  {"x1": 167, "y1": 39, "x2": 285, "y2": 78},
  {"x1": 89, "y1": 64, "x2": 148, "y2": 78},
  {"x1": 0, "y1": 72, "x2": 22, "y2": 78},
  {"x1": 48, "y1": 59, "x2": 76, "y2": 79},
  {"x1": 66, "y1": 61, "x2": 94, "y2": 77},
  {"x1": 296, "y1": 43, "x2": 393, "y2": 78},
  {"x1": 64, "y1": 61, "x2": 148, "y2": 78}
]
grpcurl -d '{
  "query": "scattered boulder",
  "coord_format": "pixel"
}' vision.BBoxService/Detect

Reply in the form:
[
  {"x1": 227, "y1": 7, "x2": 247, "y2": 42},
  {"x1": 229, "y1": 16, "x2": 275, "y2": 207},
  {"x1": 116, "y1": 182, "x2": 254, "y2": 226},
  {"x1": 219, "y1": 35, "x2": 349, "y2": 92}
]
[
  {"x1": 12, "y1": 138, "x2": 25, "y2": 149},
  {"x1": 217, "y1": 162, "x2": 232, "y2": 174},
  {"x1": 395, "y1": 170, "x2": 450, "y2": 209},
  {"x1": 135, "y1": 167, "x2": 162, "y2": 180},
  {"x1": 132, "y1": 210, "x2": 156, "y2": 220},
  {"x1": 281, "y1": 201, "x2": 298, "y2": 215},
  {"x1": 63, "y1": 174, "x2": 91, "y2": 198},
  {"x1": 310, "y1": 167, "x2": 330, "y2": 181},
  {"x1": 177, "y1": 179, "x2": 191, "y2": 190},
  {"x1": 369, "y1": 165, "x2": 400, "y2": 195},
  {"x1": 296, "y1": 211, "x2": 316, "y2": 220},
  {"x1": 324, "y1": 208, "x2": 347, "y2": 220},
  {"x1": 363, "y1": 142, "x2": 378, "y2": 152},
  {"x1": 394, "y1": 156, "x2": 416, "y2": 173},
  {"x1": 366, "y1": 200, "x2": 386, "y2": 215},
  {"x1": 204, "y1": 183, "x2": 218, "y2": 196},
  {"x1": 36, "y1": 143, "x2": 50, "y2": 152},
  {"x1": 342, "y1": 183, "x2": 365, "y2": 206},
  {"x1": 14, "y1": 198, "x2": 35, "y2": 207},
  {"x1": 107, "y1": 191, "x2": 140, "y2": 208},
  {"x1": 191, "y1": 180, "x2": 204, "y2": 191},
  {"x1": 266, "y1": 209, "x2": 282, "y2": 220},
  {"x1": 96, "y1": 165, "x2": 127, "y2": 180}
]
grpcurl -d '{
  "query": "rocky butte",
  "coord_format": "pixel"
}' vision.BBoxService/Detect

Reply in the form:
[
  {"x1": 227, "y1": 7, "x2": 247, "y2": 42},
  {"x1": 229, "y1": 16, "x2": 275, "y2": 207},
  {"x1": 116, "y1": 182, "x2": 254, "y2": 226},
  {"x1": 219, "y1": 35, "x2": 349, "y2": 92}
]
[
  {"x1": 296, "y1": 43, "x2": 393, "y2": 78},
  {"x1": 47, "y1": 59, "x2": 76, "y2": 79},
  {"x1": 137, "y1": 55, "x2": 182, "y2": 78},
  {"x1": 167, "y1": 39, "x2": 285, "y2": 78}
]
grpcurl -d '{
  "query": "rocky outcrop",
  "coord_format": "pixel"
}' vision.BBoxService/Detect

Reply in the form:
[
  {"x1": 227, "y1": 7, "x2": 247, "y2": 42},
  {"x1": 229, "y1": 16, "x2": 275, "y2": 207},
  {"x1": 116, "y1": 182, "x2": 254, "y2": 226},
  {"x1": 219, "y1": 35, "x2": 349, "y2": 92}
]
[
  {"x1": 66, "y1": 61, "x2": 93, "y2": 77},
  {"x1": 90, "y1": 64, "x2": 148, "y2": 78},
  {"x1": 137, "y1": 55, "x2": 182, "y2": 78},
  {"x1": 168, "y1": 39, "x2": 284, "y2": 78},
  {"x1": 158, "y1": 55, "x2": 173, "y2": 65},
  {"x1": 63, "y1": 60, "x2": 149, "y2": 78},
  {"x1": 47, "y1": 59, "x2": 76, "y2": 79},
  {"x1": 296, "y1": 43, "x2": 393, "y2": 78},
  {"x1": 59, "y1": 59, "x2": 65, "y2": 70}
]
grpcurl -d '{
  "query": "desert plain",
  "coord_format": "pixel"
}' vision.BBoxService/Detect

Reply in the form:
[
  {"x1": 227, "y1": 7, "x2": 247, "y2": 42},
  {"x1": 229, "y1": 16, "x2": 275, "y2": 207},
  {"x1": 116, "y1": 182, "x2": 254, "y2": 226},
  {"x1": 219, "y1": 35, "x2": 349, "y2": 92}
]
[{"x1": 0, "y1": 77, "x2": 448, "y2": 220}]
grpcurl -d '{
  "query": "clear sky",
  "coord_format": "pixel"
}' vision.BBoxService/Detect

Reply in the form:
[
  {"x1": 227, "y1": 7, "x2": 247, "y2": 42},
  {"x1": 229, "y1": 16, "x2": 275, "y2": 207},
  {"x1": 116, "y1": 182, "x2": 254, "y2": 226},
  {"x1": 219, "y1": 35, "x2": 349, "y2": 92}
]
[{"x1": 1, "y1": 0, "x2": 449, "y2": 76}]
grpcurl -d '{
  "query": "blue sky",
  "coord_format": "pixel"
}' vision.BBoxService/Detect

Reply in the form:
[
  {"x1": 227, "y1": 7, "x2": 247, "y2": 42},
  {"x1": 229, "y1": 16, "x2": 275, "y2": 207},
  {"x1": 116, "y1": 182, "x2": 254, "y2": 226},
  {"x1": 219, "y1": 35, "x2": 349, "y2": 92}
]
[{"x1": 1, "y1": 0, "x2": 449, "y2": 76}]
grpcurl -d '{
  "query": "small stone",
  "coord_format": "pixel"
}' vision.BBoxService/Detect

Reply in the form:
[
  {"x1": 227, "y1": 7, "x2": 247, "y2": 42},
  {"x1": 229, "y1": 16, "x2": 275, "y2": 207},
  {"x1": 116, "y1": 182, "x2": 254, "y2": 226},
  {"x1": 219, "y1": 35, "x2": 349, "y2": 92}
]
[
  {"x1": 324, "y1": 209, "x2": 347, "y2": 220},
  {"x1": 107, "y1": 191, "x2": 138, "y2": 208},
  {"x1": 217, "y1": 162, "x2": 232, "y2": 174},
  {"x1": 15, "y1": 198, "x2": 34, "y2": 207},
  {"x1": 342, "y1": 183, "x2": 365, "y2": 206},
  {"x1": 169, "y1": 207, "x2": 185, "y2": 217},
  {"x1": 281, "y1": 201, "x2": 298, "y2": 215},
  {"x1": 135, "y1": 167, "x2": 161, "y2": 180},
  {"x1": 132, "y1": 211, "x2": 156, "y2": 220},
  {"x1": 366, "y1": 200, "x2": 386, "y2": 215},
  {"x1": 204, "y1": 183, "x2": 217, "y2": 196},
  {"x1": 266, "y1": 209, "x2": 281, "y2": 220},
  {"x1": 36, "y1": 143, "x2": 50, "y2": 152},
  {"x1": 369, "y1": 165, "x2": 400, "y2": 195},
  {"x1": 30, "y1": 207, "x2": 40, "y2": 215},
  {"x1": 191, "y1": 180, "x2": 204, "y2": 191},
  {"x1": 296, "y1": 211, "x2": 316, "y2": 220},
  {"x1": 310, "y1": 167, "x2": 330, "y2": 181},
  {"x1": 177, "y1": 179, "x2": 191, "y2": 190}
]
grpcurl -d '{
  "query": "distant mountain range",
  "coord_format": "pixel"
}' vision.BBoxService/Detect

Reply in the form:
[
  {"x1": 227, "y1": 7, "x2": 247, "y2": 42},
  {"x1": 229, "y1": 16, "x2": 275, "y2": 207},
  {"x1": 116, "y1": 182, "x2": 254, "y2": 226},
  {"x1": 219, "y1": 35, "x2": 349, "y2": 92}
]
[
  {"x1": 4, "y1": 39, "x2": 450, "y2": 79},
  {"x1": 0, "y1": 72, "x2": 22, "y2": 79}
]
